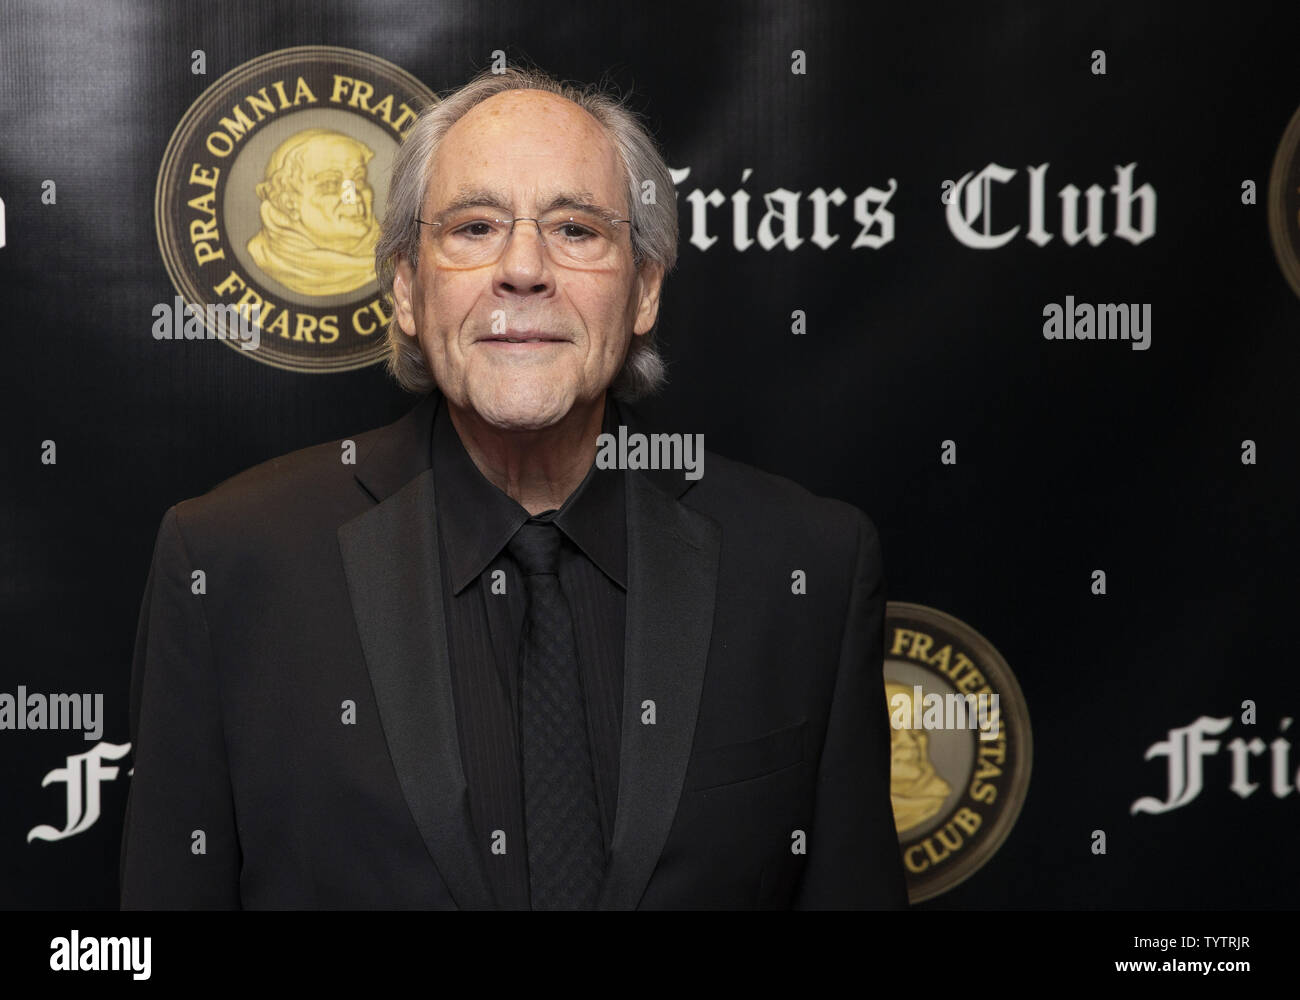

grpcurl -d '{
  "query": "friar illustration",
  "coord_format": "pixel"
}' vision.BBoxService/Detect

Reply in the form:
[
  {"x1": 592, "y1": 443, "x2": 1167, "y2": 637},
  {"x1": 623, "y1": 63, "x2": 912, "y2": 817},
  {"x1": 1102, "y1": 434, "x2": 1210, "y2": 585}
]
[
  {"x1": 247, "y1": 128, "x2": 380, "y2": 295},
  {"x1": 886, "y1": 682, "x2": 954, "y2": 832}
]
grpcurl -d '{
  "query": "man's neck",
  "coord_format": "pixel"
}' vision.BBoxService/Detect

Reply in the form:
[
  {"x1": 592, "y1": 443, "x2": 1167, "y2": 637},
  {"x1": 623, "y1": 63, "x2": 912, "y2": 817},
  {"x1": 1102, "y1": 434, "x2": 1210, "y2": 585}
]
[{"x1": 446, "y1": 394, "x2": 606, "y2": 516}]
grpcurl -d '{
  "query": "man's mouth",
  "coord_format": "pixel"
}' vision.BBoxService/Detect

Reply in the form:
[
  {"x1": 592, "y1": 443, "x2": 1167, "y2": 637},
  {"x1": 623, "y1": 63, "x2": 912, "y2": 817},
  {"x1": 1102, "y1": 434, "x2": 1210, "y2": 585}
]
[{"x1": 479, "y1": 331, "x2": 568, "y2": 344}]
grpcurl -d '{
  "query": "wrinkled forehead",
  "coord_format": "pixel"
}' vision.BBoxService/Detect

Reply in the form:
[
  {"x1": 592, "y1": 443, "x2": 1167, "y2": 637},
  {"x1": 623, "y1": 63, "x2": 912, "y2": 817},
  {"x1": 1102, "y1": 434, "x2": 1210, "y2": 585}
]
[{"x1": 426, "y1": 90, "x2": 627, "y2": 216}]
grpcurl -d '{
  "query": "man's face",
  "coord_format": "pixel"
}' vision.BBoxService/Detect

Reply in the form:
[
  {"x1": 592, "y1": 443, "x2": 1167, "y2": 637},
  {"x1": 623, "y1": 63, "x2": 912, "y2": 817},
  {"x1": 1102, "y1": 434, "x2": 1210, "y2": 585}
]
[
  {"x1": 393, "y1": 90, "x2": 664, "y2": 432},
  {"x1": 295, "y1": 135, "x2": 375, "y2": 251}
]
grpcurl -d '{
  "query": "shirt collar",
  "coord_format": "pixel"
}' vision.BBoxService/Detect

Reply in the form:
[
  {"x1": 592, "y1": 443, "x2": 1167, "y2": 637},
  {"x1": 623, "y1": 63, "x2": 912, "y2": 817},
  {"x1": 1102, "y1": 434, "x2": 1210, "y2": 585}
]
[{"x1": 431, "y1": 394, "x2": 627, "y2": 594}]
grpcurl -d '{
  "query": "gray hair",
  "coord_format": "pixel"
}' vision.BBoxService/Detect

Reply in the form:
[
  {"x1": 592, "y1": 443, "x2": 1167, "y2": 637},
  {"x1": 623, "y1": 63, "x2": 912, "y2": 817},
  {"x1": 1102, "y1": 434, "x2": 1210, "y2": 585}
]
[{"x1": 374, "y1": 64, "x2": 678, "y2": 402}]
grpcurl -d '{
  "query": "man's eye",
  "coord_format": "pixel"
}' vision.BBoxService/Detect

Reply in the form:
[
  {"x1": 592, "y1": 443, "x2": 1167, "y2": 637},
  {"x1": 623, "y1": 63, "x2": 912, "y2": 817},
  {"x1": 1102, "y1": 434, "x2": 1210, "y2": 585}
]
[
  {"x1": 453, "y1": 220, "x2": 497, "y2": 238},
  {"x1": 555, "y1": 223, "x2": 596, "y2": 240},
  {"x1": 319, "y1": 181, "x2": 340, "y2": 194}
]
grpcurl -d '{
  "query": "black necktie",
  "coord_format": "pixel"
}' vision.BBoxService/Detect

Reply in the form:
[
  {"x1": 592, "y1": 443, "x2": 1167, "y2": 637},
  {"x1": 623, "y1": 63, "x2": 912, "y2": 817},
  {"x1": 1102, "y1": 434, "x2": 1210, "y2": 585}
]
[{"x1": 507, "y1": 520, "x2": 604, "y2": 909}]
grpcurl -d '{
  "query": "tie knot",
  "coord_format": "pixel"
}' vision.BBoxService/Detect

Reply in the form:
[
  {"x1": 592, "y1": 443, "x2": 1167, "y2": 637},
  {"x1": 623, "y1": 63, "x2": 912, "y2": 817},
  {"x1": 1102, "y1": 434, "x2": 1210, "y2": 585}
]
[{"x1": 507, "y1": 521, "x2": 562, "y2": 576}]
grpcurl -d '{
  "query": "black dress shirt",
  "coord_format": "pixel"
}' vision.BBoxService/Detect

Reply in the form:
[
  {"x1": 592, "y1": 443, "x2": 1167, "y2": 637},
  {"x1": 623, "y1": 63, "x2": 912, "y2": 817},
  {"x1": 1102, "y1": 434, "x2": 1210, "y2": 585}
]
[{"x1": 430, "y1": 394, "x2": 626, "y2": 910}]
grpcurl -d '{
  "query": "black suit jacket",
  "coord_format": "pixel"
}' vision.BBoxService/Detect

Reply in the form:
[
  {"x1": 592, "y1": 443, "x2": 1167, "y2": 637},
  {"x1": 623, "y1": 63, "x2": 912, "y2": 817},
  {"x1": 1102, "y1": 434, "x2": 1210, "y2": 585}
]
[{"x1": 119, "y1": 390, "x2": 908, "y2": 909}]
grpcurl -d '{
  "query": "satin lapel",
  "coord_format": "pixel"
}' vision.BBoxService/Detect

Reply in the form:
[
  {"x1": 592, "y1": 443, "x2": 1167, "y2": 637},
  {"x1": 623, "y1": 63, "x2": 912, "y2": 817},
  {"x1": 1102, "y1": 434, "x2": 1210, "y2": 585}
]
[
  {"x1": 596, "y1": 466, "x2": 721, "y2": 910},
  {"x1": 337, "y1": 468, "x2": 496, "y2": 910}
]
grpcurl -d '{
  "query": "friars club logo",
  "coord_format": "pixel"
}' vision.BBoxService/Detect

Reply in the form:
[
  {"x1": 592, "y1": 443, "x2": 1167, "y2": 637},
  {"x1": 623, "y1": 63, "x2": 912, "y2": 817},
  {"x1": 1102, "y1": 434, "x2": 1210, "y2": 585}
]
[
  {"x1": 1268, "y1": 101, "x2": 1300, "y2": 303},
  {"x1": 155, "y1": 46, "x2": 438, "y2": 373},
  {"x1": 884, "y1": 602, "x2": 1032, "y2": 903}
]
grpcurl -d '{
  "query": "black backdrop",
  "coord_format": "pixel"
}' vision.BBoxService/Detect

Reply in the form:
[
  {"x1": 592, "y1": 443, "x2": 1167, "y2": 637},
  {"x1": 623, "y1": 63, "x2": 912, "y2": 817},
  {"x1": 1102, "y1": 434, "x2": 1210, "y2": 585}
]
[{"x1": 2, "y1": 0, "x2": 1298, "y2": 911}]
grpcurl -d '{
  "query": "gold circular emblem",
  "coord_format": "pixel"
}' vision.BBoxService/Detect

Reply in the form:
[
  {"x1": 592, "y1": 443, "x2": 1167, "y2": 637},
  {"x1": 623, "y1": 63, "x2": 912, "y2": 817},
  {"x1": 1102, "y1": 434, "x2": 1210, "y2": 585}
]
[
  {"x1": 1268, "y1": 101, "x2": 1300, "y2": 302},
  {"x1": 884, "y1": 602, "x2": 1032, "y2": 903},
  {"x1": 155, "y1": 46, "x2": 437, "y2": 373}
]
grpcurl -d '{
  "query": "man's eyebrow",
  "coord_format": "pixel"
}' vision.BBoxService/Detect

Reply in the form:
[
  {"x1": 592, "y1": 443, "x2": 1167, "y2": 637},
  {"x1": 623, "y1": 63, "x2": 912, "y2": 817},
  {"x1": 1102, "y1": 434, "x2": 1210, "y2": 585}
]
[{"x1": 437, "y1": 186, "x2": 623, "y2": 218}]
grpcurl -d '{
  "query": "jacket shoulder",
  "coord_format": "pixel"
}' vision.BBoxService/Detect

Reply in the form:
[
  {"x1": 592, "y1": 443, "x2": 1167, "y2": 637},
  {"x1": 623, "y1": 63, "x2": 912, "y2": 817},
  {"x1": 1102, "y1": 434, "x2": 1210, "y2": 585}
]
[
  {"x1": 686, "y1": 448, "x2": 880, "y2": 564},
  {"x1": 168, "y1": 421, "x2": 396, "y2": 546},
  {"x1": 691, "y1": 448, "x2": 876, "y2": 534}
]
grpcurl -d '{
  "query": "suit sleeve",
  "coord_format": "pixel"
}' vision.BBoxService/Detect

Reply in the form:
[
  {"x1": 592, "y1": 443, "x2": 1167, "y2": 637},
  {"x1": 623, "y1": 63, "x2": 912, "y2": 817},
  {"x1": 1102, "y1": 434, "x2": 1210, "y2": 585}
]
[
  {"x1": 120, "y1": 505, "x2": 242, "y2": 909},
  {"x1": 792, "y1": 509, "x2": 909, "y2": 909}
]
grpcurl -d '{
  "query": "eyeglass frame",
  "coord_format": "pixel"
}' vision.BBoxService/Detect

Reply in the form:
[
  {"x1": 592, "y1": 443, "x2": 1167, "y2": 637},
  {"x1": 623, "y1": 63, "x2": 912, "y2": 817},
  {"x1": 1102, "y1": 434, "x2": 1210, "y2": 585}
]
[{"x1": 412, "y1": 209, "x2": 637, "y2": 267}]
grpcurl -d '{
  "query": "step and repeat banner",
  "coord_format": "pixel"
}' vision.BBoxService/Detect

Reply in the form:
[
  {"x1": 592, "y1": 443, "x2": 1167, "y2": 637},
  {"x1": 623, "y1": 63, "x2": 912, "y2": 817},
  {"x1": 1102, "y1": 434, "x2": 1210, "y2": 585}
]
[{"x1": 2, "y1": 0, "x2": 1298, "y2": 913}]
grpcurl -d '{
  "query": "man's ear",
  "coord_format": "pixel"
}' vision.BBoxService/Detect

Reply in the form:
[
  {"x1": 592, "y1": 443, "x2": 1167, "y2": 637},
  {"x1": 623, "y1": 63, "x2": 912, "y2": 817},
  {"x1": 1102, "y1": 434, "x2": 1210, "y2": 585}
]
[
  {"x1": 632, "y1": 260, "x2": 665, "y2": 337},
  {"x1": 393, "y1": 254, "x2": 418, "y2": 338}
]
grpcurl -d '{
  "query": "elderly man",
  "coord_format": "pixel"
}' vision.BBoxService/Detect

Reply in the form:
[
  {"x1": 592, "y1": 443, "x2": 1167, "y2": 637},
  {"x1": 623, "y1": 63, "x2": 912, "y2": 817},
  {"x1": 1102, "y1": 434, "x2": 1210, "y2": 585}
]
[{"x1": 120, "y1": 65, "x2": 907, "y2": 910}]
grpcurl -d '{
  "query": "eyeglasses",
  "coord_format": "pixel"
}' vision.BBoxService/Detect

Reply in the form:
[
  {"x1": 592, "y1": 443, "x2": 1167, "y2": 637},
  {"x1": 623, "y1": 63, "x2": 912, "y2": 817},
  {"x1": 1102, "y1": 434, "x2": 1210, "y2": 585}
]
[{"x1": 414, "y1": 208, "x2": 633, "y2": 270}]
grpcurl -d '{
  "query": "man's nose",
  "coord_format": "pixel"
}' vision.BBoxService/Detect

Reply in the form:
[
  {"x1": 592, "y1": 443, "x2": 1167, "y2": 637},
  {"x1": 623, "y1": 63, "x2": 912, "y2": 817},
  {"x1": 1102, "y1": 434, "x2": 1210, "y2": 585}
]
[{"x1": 494, "y1": 219, "x2": 553, "y2": 294}]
